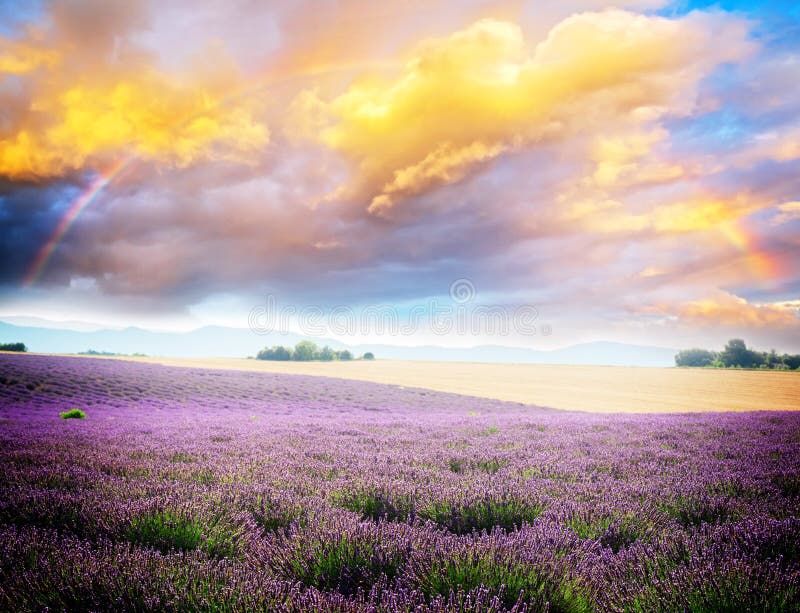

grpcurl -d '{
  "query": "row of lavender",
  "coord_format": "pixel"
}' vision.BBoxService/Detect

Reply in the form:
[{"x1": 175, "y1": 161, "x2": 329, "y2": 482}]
[{"x1": 1, "y1": 353, "x2": 799, "y2": 611}]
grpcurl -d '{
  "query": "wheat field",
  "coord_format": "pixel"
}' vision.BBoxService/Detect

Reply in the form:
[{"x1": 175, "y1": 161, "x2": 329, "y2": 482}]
[{"x1": 76, "y1": 355, "x2": 800, "y2": 413}]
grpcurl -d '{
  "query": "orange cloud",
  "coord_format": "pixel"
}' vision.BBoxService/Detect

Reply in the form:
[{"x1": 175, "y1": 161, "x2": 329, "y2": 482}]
[
  {"x1": 0, "y1": 31, "x2": 268, "y2": 180},
  {"x1": 370, "y1": 141, "x2": 504, "y2": 213},
  {"x1": 568, "y1": 195, "x2": 754, "y2": 235},
  {"x1": 0, "y1": 36, "x2": 60, "y2": 74},
  {"x1": 651, "y1": 199, "x2": 750, "y2": 233},
  {"x1": 648, "y1": 292, "x2": 800, "y2": 329},
  {"x1": 294, "y1": 10, "x2": 750, "y2": 214},
  {"x1": 589, "y1": 128, "x2": 683, "y2": 188}
]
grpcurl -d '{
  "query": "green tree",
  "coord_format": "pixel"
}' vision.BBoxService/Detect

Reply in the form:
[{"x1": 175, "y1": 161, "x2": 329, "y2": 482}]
[
  {"x1": 675, "y1": 348, "x2": 716, "y2": 367},
  {"x1": 293, "y1": 341, "x2": 318, "y2": 361},
  {"x1": 271, "y1": 345, "x2": 293, "y2": 361},
  {"x1": 362, "y1": 352, "x2": 375, "y2": 361},
  {"x1": 256, "y1": 345, "x2": 293, "y2": 361},
  {"x1": 338, "y1": 350, "x2": 353, "y2": 361},
  {"x1": 765, "y1": 349, "x2": 781, "y2": 368},
  {"x1": 318, "y1": 346, "x2": 336, "y2": 361},
  {"x1": 783, "y1": 354, "x2": 800, "y2": 370},
  {"x1": 0, "y1": 342, "x2": 27, "y2": 352},
  {"x1": 720, "y1": 339, "x2": 758, "y2": 368}
]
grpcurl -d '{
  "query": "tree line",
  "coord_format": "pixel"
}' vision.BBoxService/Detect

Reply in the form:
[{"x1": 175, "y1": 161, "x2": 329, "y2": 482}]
[
  {"x1": 256, "y1": 340, "x2": 374, "y2": 362},
  {"x1": 0, "y1": 342, "x2": 27, "y2": 352},
  {"x1": 78, "y1": 350, "x2": 148, "y2": 357},
  {"x1": 675, "y1": 339, "x2": 800, "y2": 370}
]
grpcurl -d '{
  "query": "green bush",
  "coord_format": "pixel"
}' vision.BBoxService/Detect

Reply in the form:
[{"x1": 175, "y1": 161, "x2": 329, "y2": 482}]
[{"x1": 59, "y1": 408, "x2": 86, "y2": 419}]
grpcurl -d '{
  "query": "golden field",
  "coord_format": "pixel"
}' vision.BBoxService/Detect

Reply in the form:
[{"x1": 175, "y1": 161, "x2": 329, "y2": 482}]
[{"x1": 76, "y1": 355, "x2": 800, "y2": 413}]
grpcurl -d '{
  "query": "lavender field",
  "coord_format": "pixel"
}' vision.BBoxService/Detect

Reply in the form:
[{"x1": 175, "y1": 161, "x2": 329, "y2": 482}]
[{"x1": 1, "y1": 353, "x2": 799, "y2": 612}]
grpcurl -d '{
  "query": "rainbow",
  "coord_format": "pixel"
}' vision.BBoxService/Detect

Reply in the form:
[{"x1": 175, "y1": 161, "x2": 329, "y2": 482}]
[
  {"x1": 22, "y1": 59, "x2": 398, "y2": 287},
  {"x1": 719, "y1": 220, "x2": 783, "y2": 282},
  {"x1": 23, "y1": 156, "x2": 132, "y2": 286}
]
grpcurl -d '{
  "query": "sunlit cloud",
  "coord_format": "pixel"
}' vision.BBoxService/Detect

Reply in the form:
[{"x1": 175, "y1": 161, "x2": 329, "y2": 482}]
[
  {"x1": 0, "y1": 36, "x2": 59, "y2": 74},
  {"x1": 293, "y1": 10, "x2": 750, "y2": 215},
  {"x1": 565, "y1": 194, "x2": 757, "y2": 236},
  {"x1": 644, "y1": 291, "x2": 800, "y2": 329},
  {"x1": 0, "y1": 9, "x2": 268, "y2": 180},
  {"x1": 589, "y1": 128, "x2": 684, "y2": 188}
]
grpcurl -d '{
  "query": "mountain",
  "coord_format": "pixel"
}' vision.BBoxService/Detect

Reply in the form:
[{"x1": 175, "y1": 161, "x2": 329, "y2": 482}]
[
  {"x1": 0, "y1": 321, "x2": 313, "y2": 358},
  {"x1": 0, "y1": 320, "x2": 677, "y2": 366},
  {"x1": 348, "y1": 341, "x2": 677, "y2": 366},
  {"x1": 0, "y1": 315, "x2": 116, "y2": 332}
]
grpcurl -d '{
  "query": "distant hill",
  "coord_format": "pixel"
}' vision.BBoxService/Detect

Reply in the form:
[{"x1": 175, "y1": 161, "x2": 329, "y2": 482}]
[
  {"x1": 349, "y1": 341, "x2": 678, "y2": 366},
  {"x1": 0, "y1": 316, "x2": 115, "y2": 332},
  {"x1": 0, "y1": 320, "x2": 677, "y2": 366},
  {"x1": 0, "y1": 320, "x2": 311, "y2": 358}
]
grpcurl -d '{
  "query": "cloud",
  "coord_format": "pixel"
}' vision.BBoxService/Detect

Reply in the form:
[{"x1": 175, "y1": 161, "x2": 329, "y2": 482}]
[
  {"x1": 0, "y1": 36, "x2": 59, "y2": 74},
  {"x1": 0, "y1": 180, "x2": 73, "y2": 284},
  {"x1": 645, "y1": 291, "x2": 800, "y2": 329},
  {"x1": 588, "y1": 127, "x2": 684, "y2": 188},
  {"x1": 733, "y1": 125, "x2": 800, "y2": 168},
  {"x1": 293, "y1": 10, "x2": 751, "y2": 215},
  {"x1": 564, "y1": 193, "x2": 756, "y2": 236},
  {"x1": 0, "y1": 1, "x2": 268, "y2": 180},
  {"x1": 369, "y1": 141, "x2": 504, "y2": 213},
  {"x1": 771, "y1": 201, "x2": 800, "y2": 225}
]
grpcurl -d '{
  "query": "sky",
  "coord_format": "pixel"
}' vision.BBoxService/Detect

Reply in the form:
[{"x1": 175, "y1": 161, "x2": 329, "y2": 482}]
[{"x1": 0, "y1": 0, "x2": 799, "y2": 352}]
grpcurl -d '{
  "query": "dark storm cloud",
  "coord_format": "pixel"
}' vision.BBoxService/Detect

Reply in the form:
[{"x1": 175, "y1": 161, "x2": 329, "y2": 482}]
[{"x1": 0, "y1": 179, "x2": 78, "y2": 285}]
